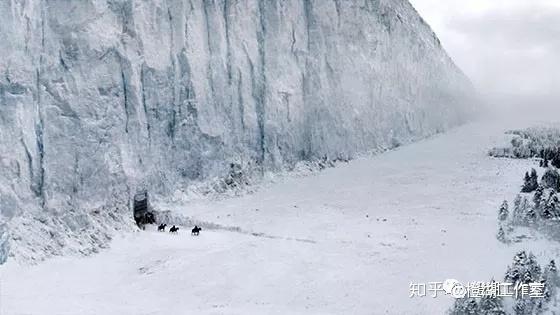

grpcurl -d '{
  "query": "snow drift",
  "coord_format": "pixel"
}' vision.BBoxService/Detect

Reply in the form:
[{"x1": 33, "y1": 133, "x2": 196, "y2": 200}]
[{"x1": 0, "y1": 0, "x2": 473, "y2": 262}]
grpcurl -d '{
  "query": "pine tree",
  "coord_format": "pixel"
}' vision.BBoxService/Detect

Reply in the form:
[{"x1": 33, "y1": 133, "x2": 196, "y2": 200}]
[
  {"x1": 525, "y1": 206, "x2": 537, "y2": 224},
  {"x1": 514, "y1": 197, "x2": 530, "y2": 225},
  {"x1": 449, "y1": 297, "x2": 480, "y2": 315},
  {"x1": 512, "y1": 195, "x2": 522, "y2": 224},
  {"x1": 508, "y1": 252, "x2": 543, "y2": 315},
  {"x1": 522, "y1": 169, "x2": 539, "y2": 192},
  {"x1": 535, "y1": 293, "x2": 547, "y2": 312},
  {"x1": 548, "y1": 259, "x2": 557, "y2": 274},
  {"x1": 505, "y1": 265, "x2": 522, "y2": 284},
  {"x1": 522, "y1": 172, "x2": 533, "y2": 192},
  {"x1": 533, "y1": 185, "x2": 545, "y2": 210},
  {"x1": 541, "y1": 191, "x2": 558, "y2": 219},
  {"x1": 505, "y1": 265, "x2": 515, "y2": 283},
  {"x1": 479, "y1": 294, "x2": 506, "y2": 315},
  {"x1": 513, "y1": 194, "x2": 522, "y2": 209},
  {"x1": 544, "y1": 259, "x2": 559, "y2": 287},
  {"x1": 513, "y1": 196, "x2": 529, "y2": 225},
  {"x1": 514, "y1": 298, "x2": 535, "y2": 315},
  {"x1": 540, "y1": 276, "x2": 553, "y2": 304},
  {"x1": 542, "y1": 203, "x2": 554, "y2": 220},
  {"x1": 550, "y1": 192, "x2": 559, "y2": 217},
  {"x1": 506, "y1": 252, "x2": 542, "y2": 287},
  {"x1": 526, "y1": 253, "x2": 542, "y2": 281},
  {"x1": 498, "y1": 200, "x2": 509, "y2": 221},
  {"x1": 523, "y1": 269, "x2": 535, "y2": 284},
  {"x1": 542, "y1": 168, "x2": 560, "y2": 191},
  {"x1": 496, "y1": 226, "x2": 506, "y2": 243},
  {"x1": 514, "y1": 251, "x2": 528, "y2": 267},
  {"x1": 521, "y1": 197, "x2": 530, "y2": 212}
]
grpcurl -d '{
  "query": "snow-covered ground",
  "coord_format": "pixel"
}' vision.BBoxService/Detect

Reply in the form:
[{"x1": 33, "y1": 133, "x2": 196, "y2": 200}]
[{"x1": 2, "y1": 118, "x2": 560, "y2": 315}]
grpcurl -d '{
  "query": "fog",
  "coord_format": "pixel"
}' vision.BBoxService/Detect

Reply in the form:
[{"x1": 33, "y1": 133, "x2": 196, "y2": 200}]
[{"x1": 409, "y1": 0, "x2": 560, "y2": 109}]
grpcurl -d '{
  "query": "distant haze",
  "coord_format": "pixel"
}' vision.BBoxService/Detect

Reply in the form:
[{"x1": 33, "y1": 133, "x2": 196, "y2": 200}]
[{"x1": 410, "y1": 0, "x2": 560, "y2": 103}]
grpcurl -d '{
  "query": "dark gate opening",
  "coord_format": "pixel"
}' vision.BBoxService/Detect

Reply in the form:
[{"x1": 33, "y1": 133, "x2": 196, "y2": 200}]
[{"x1": 133, "y1": 190, "x2": 155, "y2": 227}]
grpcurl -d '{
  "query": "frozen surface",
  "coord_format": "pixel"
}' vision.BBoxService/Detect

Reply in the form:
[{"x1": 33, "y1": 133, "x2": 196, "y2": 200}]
[
  {"x1": 3, "y1": 120, "x2": 560, "y2": 315},
  {"x1": 0, "y1": 0, "x2": 473, "y2": 261}
]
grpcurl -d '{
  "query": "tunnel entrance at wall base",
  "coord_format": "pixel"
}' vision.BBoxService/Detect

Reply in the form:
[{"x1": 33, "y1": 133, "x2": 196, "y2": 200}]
[{"x1": 133, "y1": 190, "x2": 155, "y2": 228}]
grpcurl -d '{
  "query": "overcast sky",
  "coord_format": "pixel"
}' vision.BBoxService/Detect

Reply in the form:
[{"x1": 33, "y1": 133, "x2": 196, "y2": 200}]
[{"x1": 409, "y1": 0, "x2": 560, "y2": 100}]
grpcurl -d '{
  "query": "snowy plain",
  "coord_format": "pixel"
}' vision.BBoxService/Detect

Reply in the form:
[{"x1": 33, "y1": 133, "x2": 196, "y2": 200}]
[{"x1": 2, "y1": 116, "x2": 560, "y2": 315}]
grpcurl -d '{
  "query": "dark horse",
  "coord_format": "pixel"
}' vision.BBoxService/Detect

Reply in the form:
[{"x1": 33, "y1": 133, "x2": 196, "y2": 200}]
[
  {"x1": 169, "y1": 225, "x2": 179, "y2": 233},
  {"x1": 157, "y1": 223, "x2": 167, "y2": 232},
  {"x1": 191, "y1": 226, "x2": 202, "y2": 236}
]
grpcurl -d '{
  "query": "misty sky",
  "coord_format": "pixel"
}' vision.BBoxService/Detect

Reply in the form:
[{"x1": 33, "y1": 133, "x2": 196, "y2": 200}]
[{"x1": 409, "y1": 0, "x2": 560, "y2": 100}]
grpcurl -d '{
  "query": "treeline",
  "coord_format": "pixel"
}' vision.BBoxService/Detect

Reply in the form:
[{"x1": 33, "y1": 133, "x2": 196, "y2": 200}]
[
  {"x1": 463, "y1": 126, "x2": 560, "y2": 314},
  {"x1": 489, "y1": 127, "x2": 560, "y2": 159},
  {"x1": 449, "y1": 251, "x2": 559, "y2": 314},
  {"x1": 497, "y1": 167, "x2": 560, "y2": 242}
]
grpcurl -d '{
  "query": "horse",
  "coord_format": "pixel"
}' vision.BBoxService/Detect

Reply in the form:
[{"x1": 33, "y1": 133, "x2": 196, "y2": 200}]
[
  {"x1": 191, "y1": 226, "x2": 202, "y2": 236},
  {"x1": 157, "y1": 223, "x2": 167, "y2": 232},
  {"x1": 169, "y1": 225, "x2": 179, "y2": 233}
]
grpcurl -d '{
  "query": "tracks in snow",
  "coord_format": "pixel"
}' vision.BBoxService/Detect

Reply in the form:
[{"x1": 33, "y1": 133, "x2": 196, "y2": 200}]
[{"x1": 154, "y1": 209, "x2": 317, "y2": 244}]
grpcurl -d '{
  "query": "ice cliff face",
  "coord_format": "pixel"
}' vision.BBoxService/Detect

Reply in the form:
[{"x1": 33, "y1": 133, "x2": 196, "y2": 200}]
[{"x1": 0, "y1": 0, "x2": 473, "y2": 262}]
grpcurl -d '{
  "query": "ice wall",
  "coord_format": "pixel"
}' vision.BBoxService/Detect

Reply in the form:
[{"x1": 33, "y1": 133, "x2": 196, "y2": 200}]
[{"x1": 0, "y1": 0, "x2": 473, "y2": 262}]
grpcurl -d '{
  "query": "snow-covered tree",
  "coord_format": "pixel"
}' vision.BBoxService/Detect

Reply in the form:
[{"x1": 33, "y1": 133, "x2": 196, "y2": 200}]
[
  {"x1": 522, "y1": 172, "x2": 535, "y2": 193},
  {"x1": 498, "y1": 200, "x2": 509, "y2": 221},
  {"x1": 533, "y1": 185, "x2": 545, "y2": 210},
  {"x1": 525, "y1": 206, "x2": 537, "y2": 225},
  {"x1": 522, "y1": 169, "x2": 539, "y2": 192},
  {"x1": 514, "y1": 298, "x2": 536, "y2": 315},
  {"x1": 456, "y1": 252, "x2": 559, "y2": 315},
  {"x1": 541, "y1": 278, "x2": 554, "y2": 304},
  {"x1": 512, "y1": 195, "x2": 529, "y2": 224},
  {"x1": 450, "y1": 294, "x2": 506, "y2": 315},
  {"x1": 543, "y1": 259, "x2": 559, "y2": 288},
  {"x1": 496, "y1": 225, "x2": 506, "y2": 243},
  {"x1": 542, "y1": 168, "x2": 560, "y2": 191},
  {"x1": 522, "y1": 171, "x2": 531, "y2": 189},
  {"x1": 449, "y1": 297, "x2": 479, "y2": 315},
  {"x1": 548, "y1": 260, "x2": 557, "y2": 273},
  {"x1": 528, "y1": 254, "x2": 542, "y2": 279},
  {"x1": 514, "y1": 194, "x2": 522, "y2": 211},
  {"x1": 534, "y1": 296, "x2": 547, "y2": 313},
  {"x1": 513, "y1": 250, "x2": 528, "y2": 268},
  {"x1": 478, "y1": 294, "x2": 506, "y2": 315},
  {"x1": 505, "y1": 265, "x2": 523, "y2": 285},
  {"x1": 547, "y1": 259, "x2": 557, "y2": 276},
  {"x1": 503, "y1": 252, "x2": 548, "y2": 315},
  {"x1": 521, "y1": 197, "x2": 530, "y2": 212},
  {"x1": 505, "y1": 251, "x2": 542, "y2": 286},
  {"x1": 541, "y1": 190, "x2": 559, "y2": 219}
]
